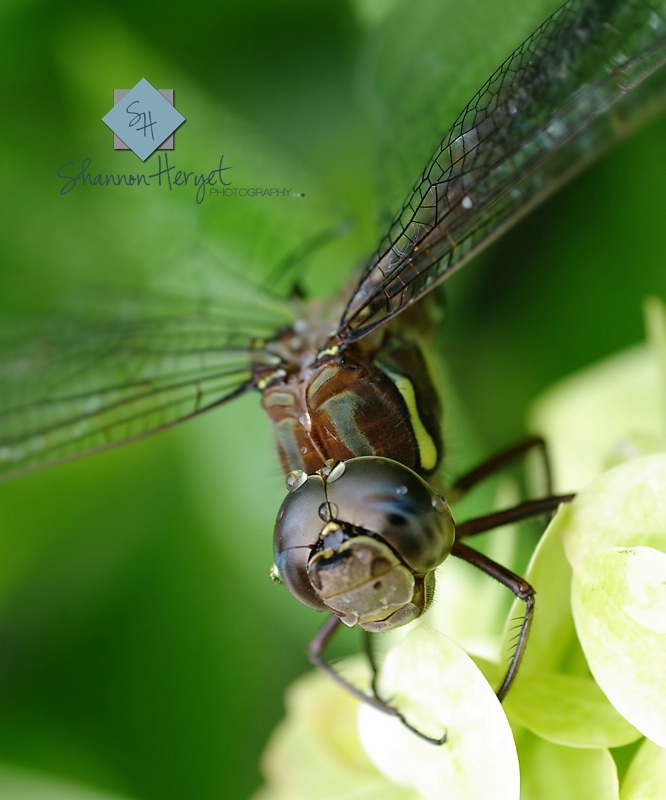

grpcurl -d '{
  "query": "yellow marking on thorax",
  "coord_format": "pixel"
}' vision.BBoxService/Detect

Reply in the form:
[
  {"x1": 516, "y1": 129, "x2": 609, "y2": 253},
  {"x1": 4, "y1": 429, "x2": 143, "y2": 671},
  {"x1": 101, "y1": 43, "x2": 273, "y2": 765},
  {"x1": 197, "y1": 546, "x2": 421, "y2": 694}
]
[{"x1": 380, "y1": 366, "x2": 438, "y2": 472}]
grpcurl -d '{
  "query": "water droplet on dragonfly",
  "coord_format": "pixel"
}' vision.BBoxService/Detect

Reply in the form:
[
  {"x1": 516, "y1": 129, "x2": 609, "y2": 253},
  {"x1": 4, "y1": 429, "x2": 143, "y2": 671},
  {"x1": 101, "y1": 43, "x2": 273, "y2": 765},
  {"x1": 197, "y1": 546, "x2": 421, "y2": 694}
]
[
  {"x1": 318, "y1": 502, "x2": 338, "y2": 522},
  {"x1": 432, "y1": 494, "x2": 448, "y2": 513},
  {"x1": 327, "y1": 461, "x2": 346, "y2": 483},
  {"x1": 286, "y1": 469, "x2": 307, "y2": 492},
  {"x1": 298, "y1": 412, "x2": 312, "y2": 431},
  {"x1": 269, "y1": 564, "x2": 282, "y2": 584}
]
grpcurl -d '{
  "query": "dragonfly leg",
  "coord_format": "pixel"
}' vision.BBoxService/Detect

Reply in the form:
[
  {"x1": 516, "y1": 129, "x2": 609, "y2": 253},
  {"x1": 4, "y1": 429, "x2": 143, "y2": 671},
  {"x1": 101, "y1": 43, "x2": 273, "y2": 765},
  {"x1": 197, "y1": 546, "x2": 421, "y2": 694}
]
[
  {"x1": 456, "y1": 493, "x2": 574, "y2": 539},
  {"x1": 451, "y1": 540, "x2": 535, "y2": 700},
  {"x1": 308, "y1": 614, "x2": 447, "y2": 745},
  {"x1": 363, "y1": 629, "x2": 382, "y2": 698},
  {"x1": 450, "y1": 434, "x2": 573, "y2": 541},
  {"x1": 450, "y1": 435, "x2": 552, "y2": 500},
  {"x1": 451, "y1": 467, "x2": 572, "y2": 698}
]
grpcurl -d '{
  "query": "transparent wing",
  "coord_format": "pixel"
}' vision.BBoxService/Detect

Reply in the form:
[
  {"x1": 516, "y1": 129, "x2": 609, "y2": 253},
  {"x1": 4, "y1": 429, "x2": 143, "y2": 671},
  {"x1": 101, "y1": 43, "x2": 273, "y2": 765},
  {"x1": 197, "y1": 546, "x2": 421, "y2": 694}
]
[
  {"x1": 339, "y1": 0, "x2": 666, "y2": 340},
  {"x1": 0, "y1": 288, "x2": 295, "y2": 480}
]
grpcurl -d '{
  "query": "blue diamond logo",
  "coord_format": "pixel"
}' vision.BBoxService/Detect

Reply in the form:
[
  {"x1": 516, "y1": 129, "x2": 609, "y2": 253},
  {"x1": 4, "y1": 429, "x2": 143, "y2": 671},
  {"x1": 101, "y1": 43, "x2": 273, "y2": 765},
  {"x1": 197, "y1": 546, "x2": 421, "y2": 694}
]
[{"x1": 102, "y1": 78, "x2": 185, "y2": 161}]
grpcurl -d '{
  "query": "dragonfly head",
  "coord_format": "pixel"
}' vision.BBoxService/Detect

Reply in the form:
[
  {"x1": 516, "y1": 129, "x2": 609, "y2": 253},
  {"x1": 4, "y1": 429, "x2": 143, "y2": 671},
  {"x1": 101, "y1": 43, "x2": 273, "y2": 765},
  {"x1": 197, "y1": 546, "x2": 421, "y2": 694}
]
[{"x1": 273, "y1": 457, "x2": 455, "y2": 631}]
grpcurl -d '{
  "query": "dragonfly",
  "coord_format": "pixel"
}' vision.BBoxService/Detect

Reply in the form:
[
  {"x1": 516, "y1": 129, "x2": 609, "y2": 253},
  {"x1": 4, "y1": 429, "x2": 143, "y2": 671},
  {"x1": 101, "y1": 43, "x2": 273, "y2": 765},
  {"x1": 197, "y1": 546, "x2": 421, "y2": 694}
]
[{"x1": 2, "y1": 0, "x2": 666, "y2": 742}]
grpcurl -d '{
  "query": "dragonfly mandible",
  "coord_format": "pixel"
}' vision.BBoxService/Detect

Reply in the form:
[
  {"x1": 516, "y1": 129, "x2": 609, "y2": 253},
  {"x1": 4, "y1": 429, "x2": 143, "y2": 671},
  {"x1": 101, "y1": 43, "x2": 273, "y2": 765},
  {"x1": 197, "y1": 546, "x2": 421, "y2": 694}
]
[{"x1": 1, "y1": 0, "x2": 666, "y2": 742}]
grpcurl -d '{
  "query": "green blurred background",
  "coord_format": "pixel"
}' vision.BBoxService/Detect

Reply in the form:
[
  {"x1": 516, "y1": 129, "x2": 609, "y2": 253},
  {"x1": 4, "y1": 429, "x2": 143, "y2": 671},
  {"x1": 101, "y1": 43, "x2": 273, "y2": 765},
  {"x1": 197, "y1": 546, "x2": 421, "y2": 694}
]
[{"x1": 0, "y1": 0, "x2": 665, "y2": 798}]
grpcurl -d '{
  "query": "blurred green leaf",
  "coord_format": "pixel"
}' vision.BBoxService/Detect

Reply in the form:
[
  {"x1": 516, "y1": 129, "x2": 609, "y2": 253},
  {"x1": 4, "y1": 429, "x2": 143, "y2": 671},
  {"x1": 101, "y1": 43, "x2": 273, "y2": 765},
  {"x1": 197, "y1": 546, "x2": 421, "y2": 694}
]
[
  {"x1": 504, "y1": 673, "x2": 640, "y2": 748},
  {"x1": 620, "y1": 739, "x2": 666, "y2": 800},
  {"x1": 0, "y1": 764, "x2": 136, "y2": 800},
  {"x1": 518, "y1": 735, "x2": 619, "y2": 800}
]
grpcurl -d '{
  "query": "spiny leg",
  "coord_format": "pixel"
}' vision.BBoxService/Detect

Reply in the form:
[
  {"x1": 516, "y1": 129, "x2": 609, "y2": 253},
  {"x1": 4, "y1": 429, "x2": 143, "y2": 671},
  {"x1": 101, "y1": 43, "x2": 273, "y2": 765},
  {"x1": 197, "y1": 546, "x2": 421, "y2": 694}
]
[
  {"x1": 454, "y1": 491, "x2": 573, "y2": 697},
  {"x1": 448, "y1": 439, "x2": 571, "y2": 696},
  {"x1": 451, "y1": 540, "x2": 535, "y2": 699}
]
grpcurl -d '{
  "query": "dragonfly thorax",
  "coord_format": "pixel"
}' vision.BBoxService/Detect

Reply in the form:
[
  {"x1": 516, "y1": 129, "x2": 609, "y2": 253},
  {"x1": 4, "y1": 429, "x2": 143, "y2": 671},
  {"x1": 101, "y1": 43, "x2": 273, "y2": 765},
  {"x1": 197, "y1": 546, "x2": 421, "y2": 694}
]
[{"x1": 260, "y1": 330, "x2": 443, "y2": 477}]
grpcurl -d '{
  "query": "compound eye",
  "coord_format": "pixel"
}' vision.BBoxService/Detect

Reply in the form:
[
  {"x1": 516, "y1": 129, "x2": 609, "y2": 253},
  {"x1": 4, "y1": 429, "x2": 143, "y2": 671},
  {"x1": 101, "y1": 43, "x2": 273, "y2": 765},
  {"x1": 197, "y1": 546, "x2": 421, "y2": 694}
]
[
  {"x1": 324, "y1": 457, "x2": 455, "y2": 573},
  {"x1": 273, "y1": 471, "x2": 328, "y2": 610}
]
